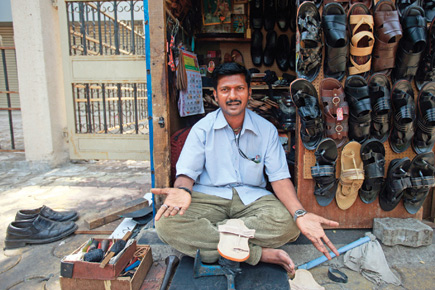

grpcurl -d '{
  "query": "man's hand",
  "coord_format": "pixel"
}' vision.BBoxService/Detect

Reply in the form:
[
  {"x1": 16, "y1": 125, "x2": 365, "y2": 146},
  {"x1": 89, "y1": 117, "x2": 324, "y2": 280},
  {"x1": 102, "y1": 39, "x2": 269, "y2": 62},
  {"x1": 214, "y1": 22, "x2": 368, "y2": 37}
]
[
  {"x1": 151, "y1": 188, "x2": 192, "y2": 221},
  {"x1": 296, "y1": 213, "x2": 340, "y2": 259}
]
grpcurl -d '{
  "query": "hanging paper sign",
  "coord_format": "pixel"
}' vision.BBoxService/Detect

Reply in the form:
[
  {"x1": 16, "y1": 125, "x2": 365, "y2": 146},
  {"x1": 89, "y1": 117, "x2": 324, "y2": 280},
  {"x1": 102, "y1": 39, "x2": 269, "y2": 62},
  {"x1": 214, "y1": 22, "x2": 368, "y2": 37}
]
[{"x1": 178, "y1": 51, "x2": 205, "y2": 117}]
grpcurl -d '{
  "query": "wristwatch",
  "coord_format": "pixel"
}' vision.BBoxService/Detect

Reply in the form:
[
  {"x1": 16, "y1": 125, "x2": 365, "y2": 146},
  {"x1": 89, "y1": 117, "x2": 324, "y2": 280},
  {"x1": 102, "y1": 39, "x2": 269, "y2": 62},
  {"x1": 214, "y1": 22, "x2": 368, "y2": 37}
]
[{"x1": 293, "y1": 209, "x2": 307, "y2": 222}]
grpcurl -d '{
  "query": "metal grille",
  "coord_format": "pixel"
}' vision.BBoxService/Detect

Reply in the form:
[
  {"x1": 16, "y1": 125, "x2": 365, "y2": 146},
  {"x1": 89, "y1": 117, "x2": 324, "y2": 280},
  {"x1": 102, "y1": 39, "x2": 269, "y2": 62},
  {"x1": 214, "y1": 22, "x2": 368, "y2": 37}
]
[
  {"x1": 67, "y1": 1, "x2": 145, "y2": 55},
  {"x1": 72, "y1": 83, "x2": 148, "y2": 134}
]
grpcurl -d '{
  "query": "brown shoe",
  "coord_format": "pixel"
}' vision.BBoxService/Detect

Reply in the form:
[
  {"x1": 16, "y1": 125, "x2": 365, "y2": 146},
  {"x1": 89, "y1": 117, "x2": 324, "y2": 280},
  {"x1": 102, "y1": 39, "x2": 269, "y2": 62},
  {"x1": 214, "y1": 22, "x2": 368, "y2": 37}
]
[
  {"x1": 372, "y1": 0, "x2": 402, "y2": 74},
  {"x1": 320, "y1": 78, "x2": 349, "y2": 148}
]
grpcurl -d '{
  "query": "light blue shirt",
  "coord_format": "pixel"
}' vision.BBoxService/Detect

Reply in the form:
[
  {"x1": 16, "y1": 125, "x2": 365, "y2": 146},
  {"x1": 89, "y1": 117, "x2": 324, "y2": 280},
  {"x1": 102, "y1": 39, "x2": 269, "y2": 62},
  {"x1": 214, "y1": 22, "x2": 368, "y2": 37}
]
[{"x1": 176, "y1": 108, "x2": 290, "y2": 205}]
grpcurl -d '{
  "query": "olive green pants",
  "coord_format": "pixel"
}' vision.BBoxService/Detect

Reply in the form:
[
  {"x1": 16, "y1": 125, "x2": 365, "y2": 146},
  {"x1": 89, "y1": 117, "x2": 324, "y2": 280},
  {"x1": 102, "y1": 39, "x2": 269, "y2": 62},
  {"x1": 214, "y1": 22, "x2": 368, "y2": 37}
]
[{"x1": 155, "y1": 189, "x2": 300, "y2": 265}]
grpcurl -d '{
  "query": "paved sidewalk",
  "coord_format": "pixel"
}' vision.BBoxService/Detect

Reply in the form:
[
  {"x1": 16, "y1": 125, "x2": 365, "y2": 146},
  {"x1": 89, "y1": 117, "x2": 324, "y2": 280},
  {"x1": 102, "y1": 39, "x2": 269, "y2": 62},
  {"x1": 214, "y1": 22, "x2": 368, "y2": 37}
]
[{"x1": 0, "y1": 152, "x2": 434, "y2": 290}]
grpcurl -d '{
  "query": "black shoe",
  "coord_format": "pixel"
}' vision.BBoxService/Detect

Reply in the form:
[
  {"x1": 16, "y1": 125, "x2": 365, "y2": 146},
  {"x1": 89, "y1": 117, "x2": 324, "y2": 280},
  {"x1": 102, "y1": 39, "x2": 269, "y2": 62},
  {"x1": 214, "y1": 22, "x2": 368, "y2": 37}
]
[
  {"x1": 250, "y1": 0, "x2": 263, "y2": 30},
  {"x1": 251, "y1": 29, "x2": 263, "y2": 67},
  {"x1": 289, "y1": 34, "x2": 296, "y2": 71},
  {"x1": 263, "y1": 31, "x2": 277, "y2": 67},
  {"x1": 276, "y1": 34, "x2": 290, "y2": 71},
  {"x1": 277, "y1": 0, "x2": 290, "y2": 31},
  {"x1": 264, "y1": 0, "x2": 276, "y2": 31},
  {"x1": 5, "y1": 215, "x2": 78, "y2": 249},
  {"x1": 15, "y1": 205, "x2": 78, "y2": 222}
]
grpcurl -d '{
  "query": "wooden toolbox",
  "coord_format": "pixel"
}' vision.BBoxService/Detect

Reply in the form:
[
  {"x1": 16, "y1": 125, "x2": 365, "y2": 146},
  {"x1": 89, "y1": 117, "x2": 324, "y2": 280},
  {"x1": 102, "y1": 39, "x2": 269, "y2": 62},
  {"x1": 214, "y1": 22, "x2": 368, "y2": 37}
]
[{"x1": 60, "y1": 243, "x2": 153, "y2": 290}]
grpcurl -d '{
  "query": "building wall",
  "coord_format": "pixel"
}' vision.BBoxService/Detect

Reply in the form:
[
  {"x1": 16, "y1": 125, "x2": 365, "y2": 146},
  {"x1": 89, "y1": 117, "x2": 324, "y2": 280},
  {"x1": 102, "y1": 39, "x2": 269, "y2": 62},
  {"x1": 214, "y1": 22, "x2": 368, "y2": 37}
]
[{"x1": 11, "y1": 0, "x2": 68, "y2": 165}]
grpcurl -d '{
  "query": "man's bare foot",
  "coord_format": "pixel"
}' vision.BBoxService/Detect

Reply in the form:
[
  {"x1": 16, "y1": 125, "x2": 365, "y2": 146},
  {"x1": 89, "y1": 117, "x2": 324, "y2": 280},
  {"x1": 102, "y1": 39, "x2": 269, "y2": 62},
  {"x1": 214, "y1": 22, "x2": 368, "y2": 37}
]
[{"x1": 260, "y1": 248, "x2": 295, "y2": 275}]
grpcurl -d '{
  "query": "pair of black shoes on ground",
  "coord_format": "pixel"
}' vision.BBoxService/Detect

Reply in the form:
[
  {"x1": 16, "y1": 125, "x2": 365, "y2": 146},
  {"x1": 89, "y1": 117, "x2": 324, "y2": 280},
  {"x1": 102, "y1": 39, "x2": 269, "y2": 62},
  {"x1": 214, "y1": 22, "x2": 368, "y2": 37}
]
[{"x1": 5, "y1": 205, "x2": 78, "y2": 249}]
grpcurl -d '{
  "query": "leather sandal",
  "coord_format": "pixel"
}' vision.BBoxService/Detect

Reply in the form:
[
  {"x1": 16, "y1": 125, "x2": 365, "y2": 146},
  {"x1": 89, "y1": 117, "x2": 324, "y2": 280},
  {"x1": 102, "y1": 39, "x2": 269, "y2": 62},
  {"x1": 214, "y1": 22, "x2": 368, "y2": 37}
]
[
  {"x1": 372, "y1": 0, "x2": 403, "y2": 75},
  {"x1": 322, "y1": 2, "x2": 348, "y2": 80},
  {"x1": 392, "y1": 5, "x2": 427, "y2": 83},
  {"x1": 413, "y1": 81, "x2": 435, "y2": 154},
  {"x1": 336, "y1": 141, "x2": 364, "y2": 210},
  {"x1": 368, "y1": 73, "x2": 392, "y2": 143},
  {"x1": 396, "y1": 0, "x2": 421, "y2": 17},
  {"x1": 403, "y1": 152, "x2": 435, "y2": 214},
  {"x1": 422, "y1": 0, "x2": 435, "y2": 23},
  {"x1": 298, "y1": 0, "x2": 323, "y2": 8},
  {"x1": 380, "y1": 157, "x2": 412, "y2": 211},
  {"x1": 389, "y1": 80, "x2": 416, "y2": 153},
  {"x1": 217, "y1": 219, "x2": 255, "y2": 262},
  {"x1": 290, "y1": 78, "x2": 325, "y2": 150},
  {"x1": 311, "y1": 138, "x2": 338, "y2": 206},
  {"x1": 323, "y1": 0, "x2": 349, "y2": 11},
  {"x1": 347, "y1": 3, "x2": 374, "y2": 78},
  {"x1": 320, "y1": 78, "x2": 349, "y2": 147},
  {"x1": 415, "y1": 17, "x2": 435, "y2": 91},
  {"x1": 350, "y1": 0, "x2": 372, "y2": 9},
  {"x1": 296, "y1": 1, "x2": 323, "y2": 82},
  {"x1": 359, "y1": 139, "x2": 385, "y2": 204},
  {"x1": 345, "y1": 75, "x2": 372, "y2": 143},
  {"x1": 231, "y1": 49, "x2": 244, "y2": 66}
]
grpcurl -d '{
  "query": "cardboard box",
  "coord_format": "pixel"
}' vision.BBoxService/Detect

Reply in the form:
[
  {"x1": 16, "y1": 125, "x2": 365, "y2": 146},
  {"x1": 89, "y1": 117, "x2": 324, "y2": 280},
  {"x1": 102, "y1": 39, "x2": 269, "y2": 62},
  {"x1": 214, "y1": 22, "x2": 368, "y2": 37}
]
[{"x1": 60, "y1": 245, "x2": 153, "y2": 290}]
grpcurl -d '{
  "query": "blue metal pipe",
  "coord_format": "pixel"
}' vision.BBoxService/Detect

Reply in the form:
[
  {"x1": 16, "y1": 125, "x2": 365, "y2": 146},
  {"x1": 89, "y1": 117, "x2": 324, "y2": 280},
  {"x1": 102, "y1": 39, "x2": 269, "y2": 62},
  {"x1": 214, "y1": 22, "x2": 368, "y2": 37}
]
[
  {"x1": 143, "y1": 0, "x2": 156, "y2": 224},
  {"x1": 297, "y1": 235, "x2": 371, "y2": 270}
]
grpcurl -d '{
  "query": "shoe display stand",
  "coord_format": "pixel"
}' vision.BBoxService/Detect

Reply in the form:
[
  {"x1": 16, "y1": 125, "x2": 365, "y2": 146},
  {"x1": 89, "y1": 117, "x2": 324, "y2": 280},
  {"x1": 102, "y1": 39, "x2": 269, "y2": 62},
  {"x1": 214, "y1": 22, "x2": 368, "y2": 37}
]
[{"x1": 294, "y1": 21, "x2": 430, "y2": 229}]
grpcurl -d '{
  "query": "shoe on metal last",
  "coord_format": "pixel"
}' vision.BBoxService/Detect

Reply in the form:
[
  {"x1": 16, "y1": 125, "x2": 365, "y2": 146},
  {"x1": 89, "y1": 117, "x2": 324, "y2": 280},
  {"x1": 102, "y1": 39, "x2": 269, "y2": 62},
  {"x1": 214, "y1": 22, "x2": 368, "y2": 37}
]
[
  {"x1": 15, "y1": 205, "x2": 78, "y2": 222},
  {"x1": 5, "y1": 215, "x2": 78, "y2": 249}
]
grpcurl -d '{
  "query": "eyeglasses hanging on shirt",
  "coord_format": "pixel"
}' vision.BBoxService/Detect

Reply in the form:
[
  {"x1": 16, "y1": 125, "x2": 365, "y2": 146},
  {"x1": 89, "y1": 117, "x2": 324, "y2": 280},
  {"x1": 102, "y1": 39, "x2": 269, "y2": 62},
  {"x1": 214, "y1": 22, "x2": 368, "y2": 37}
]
[{"x1": 234, "y1": 127, "x2": 261, "y2": 164}]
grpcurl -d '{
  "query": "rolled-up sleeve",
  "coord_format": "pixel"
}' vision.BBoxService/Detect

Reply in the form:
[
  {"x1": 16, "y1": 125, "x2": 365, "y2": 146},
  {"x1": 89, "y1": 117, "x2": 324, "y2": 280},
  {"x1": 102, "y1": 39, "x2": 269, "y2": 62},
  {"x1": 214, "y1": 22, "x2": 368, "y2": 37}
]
[
  {"x1": 263, "y1": 128, "x2": 291, "y2": 182},
  {"x1": 176, "y1": 128, "x2": 205, "y2": 181}
]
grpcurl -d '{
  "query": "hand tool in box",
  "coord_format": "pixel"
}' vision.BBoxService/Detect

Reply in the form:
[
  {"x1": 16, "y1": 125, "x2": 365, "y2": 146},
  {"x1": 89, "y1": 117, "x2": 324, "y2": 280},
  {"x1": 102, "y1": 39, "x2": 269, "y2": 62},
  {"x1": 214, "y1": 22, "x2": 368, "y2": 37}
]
[{"x1": 99, "y1": 231, "x2": 132, "y2": 268}]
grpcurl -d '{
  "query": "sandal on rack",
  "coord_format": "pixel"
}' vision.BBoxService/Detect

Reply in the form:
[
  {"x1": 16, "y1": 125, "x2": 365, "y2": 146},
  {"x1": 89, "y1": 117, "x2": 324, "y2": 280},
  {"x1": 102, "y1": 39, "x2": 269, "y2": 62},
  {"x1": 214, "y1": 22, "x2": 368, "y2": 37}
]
[
  {"x1": 415, "y1": 17, "x2": 435, "y2": 91},
  {"x1": 372, "y1": 0, "x2": 402, "y2": 75},
  {"x1": 347, "y1": 3, "x2": 374, "y2": 78},
  {"x1": 389, "y1": 80, "x2": 416, "y2": 153},
  {"x1": 296, "y1": 1, "x2": 323, "y2": 82},
  {"x1": 322, "y1": 2, "x2": 348, "y2": 80},
  {"x1": 323, "y1": 0, "x2": 349, "y2": 11},
  {"x1": 345, "y1": 75, "x2": 372, "y2": 143},
  {"x1": 218, "y1": 219, "x2": 255, "y2": 262},
  {"x1": 320, "y1": 78, "x2": 349, "y2": 147},
  {"x1": 291, "y1": 79, "x2": 325, "y2": 150},
  {"x1": 359, "y1": 139, "x2": 385, "y2": 204},
  {"x1": 392, "y1": 5, "x2": 426, "y2": 83},
  {"x1": 380, "y1": 157, "x2": 412, "y2": 211},
  {"x1": 368, "y1": 73, "x2": 392, "y2": 143},
  {"x1": 396, "y1": 0, "x2": 420, "y2": 17},
  {"x1": 311, "y1": 138, "x2": 338, "y2": 206},
  {"x1": 403, "y1": 152, "x2": 435, "y2": 214},
  {"x1": 336, "y1": 141, "x2": 364, "y2": 210},
  {"x1": 350, "y1": 0, "x2": 372, "y2": 9},
  {"x1": 422, "y1": 0, "x2": 435, "y2": 23},
  {"x1": 413, "y1": 81, "x2": 435, "y2": 154}
]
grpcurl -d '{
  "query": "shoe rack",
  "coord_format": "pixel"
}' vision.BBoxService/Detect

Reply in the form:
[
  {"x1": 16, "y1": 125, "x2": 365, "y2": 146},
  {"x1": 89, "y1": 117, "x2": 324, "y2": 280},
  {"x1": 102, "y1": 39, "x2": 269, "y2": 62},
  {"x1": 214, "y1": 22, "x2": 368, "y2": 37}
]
[{"x1": 294, "y1": 6, "x2": 432, "y2": 229}]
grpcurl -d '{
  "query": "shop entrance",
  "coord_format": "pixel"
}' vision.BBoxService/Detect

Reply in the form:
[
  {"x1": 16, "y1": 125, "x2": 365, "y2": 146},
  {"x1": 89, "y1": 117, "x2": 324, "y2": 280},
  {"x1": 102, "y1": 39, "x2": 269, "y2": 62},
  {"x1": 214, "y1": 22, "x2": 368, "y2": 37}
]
[{"x1": 58, "y1": 0, "x2": 150, "y2": 160}]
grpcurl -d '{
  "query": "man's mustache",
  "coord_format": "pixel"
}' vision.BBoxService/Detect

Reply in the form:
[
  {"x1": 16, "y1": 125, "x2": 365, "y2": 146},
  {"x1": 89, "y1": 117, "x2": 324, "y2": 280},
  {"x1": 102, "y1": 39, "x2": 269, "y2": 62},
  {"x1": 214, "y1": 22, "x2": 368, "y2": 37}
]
[{"x1": 226, "y1": 100, "x2": 242, "y2": 105}]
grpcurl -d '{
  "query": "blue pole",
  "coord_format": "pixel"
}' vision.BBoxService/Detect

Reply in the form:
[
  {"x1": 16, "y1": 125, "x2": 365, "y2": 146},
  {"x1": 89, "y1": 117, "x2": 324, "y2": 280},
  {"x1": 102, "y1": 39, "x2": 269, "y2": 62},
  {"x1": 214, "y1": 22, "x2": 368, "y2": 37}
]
[
  {"x1": 297, "y1": 236, "x2": 371, "y2": 270},
  {"x1": 143, "y1": 0, "x2": 156, "y2": 224}
]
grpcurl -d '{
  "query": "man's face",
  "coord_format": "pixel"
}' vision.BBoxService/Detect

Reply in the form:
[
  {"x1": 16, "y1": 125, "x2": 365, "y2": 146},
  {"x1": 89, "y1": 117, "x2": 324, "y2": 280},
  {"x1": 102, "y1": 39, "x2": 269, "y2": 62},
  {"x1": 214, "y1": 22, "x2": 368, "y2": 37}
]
[{"x1": 213, "y1": 73, "x2": 251, "y2": 118}]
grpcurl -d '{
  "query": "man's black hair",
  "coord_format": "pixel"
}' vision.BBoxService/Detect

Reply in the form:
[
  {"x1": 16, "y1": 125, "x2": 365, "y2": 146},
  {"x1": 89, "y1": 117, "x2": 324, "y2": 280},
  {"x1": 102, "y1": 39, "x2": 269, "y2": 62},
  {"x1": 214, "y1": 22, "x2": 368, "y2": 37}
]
[{"x1": 211, "y1": 62, "x2": 251, "y2": 90}]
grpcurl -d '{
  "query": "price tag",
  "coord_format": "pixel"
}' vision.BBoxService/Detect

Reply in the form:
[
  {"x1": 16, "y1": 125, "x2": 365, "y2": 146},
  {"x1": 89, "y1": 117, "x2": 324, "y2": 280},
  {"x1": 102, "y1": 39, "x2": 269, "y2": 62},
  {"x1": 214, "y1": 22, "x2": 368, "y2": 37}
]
[{"x1": 337, "y1": 107, "x2": 344, "y2": 121}]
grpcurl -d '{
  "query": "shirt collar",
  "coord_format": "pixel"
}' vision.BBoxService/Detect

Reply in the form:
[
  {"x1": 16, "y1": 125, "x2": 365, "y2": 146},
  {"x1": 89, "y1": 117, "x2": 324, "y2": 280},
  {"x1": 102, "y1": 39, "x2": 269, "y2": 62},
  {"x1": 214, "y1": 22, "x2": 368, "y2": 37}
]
[{"x1": 213, "y1": 108, "x2": 259, "y2": 136}]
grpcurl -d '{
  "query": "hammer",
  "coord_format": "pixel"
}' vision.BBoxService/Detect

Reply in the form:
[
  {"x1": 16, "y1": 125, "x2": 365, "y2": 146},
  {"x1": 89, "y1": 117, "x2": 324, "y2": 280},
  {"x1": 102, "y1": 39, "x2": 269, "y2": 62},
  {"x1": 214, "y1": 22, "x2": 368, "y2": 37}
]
[{"x1": 159, "y1": 255, "x2": 180, "y2": 290}]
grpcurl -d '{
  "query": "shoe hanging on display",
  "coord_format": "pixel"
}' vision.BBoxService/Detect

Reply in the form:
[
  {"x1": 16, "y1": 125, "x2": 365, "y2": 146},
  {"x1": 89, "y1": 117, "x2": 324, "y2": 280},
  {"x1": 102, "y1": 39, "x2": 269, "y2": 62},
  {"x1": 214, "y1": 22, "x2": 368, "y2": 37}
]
[
  {"x1": 391, "y1": 5, "x2": 426, "y2": 84},
  {"x1": 296, "y1": 1, "x2": 323, "y2": 82},
  {"x1": 403, "y1": 152, "x2": 435, "y2": 214},
  {"x1": 359, "y1": 139, "x2": 385, "y2": 204},
  {"x1": 322, "y1": 2, "x2": 348, "y2": 81},
  {"x1": 336, "y1": 141, "x2": 364, "y2": 210},
  {"x1": 263, "y1": 30, "x2": 277, "y2": 67},
  {"x1": 311, "y1": 138, "x2": 338, "y2": 207},
  {"x1": 345, "y1": 75, "x2": 372, "y2": 144},
  {"x1": 368, "y1": 73, "x2": 392, "y2": 143},
  {"x1": 320, "y1": 77, "x2": 349, "y2": 148},
  {"x1": 389, "y1": 79, "x2": 416, "y2": 153},
  {"x1": 347, "y1": 3, "x2": 374, "y2": 78},
  {"x1": 290, "y1": 78, "x2": 324, "y2": 150},
  {"x1": 372, "y1": 0, "x2": 402, "y2": 75},
  {"x1": 263, "y1": 0, "x2": 276, "y2": 31},
  {"x1": 251, "y1": 29, "x2": 263, "y2": 67},
  {"x1": 412, "y1": 81, "x2": 435, "y2": 154},
  {"x1": 380, "y1": 157, "x2": 411, "y2": 211},
  {"x1": 276, "y1": 34, "x2": 291, "y2": 71},
  {"x1": 415, "y1": 17, "x2": 435, "y2": 91}
]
